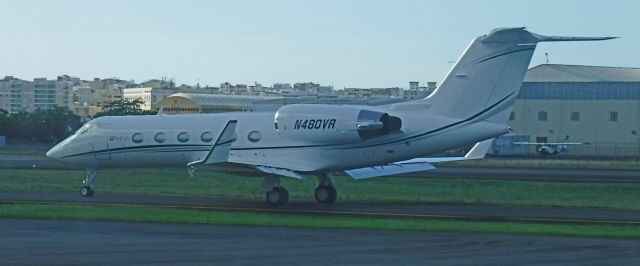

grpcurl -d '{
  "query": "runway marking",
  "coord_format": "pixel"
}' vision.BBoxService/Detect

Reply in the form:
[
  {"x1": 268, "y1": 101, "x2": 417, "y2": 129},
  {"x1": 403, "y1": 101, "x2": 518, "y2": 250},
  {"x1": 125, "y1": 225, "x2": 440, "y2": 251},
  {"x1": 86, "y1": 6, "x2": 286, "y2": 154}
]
[{"x1": 2, "y1": 199, "x2": 639, "y2": 226}]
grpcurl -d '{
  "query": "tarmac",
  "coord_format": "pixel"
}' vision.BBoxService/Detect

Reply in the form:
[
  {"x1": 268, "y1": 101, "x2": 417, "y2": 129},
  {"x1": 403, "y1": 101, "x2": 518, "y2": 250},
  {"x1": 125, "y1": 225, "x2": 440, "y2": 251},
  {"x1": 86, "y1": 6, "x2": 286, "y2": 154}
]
[
  {"x1": 1, "y1": 218, "x2": 639, "y2": 266},
  {"x1": 2, "y1": 191, "x2": 640, "y2": 224}
]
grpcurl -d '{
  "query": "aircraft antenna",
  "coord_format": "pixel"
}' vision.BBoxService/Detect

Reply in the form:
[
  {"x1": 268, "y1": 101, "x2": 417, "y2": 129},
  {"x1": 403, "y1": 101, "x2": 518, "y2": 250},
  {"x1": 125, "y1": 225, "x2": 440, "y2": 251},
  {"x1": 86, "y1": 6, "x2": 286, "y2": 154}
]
[{"x1": 545, "y1": 52, "x2": 549, "y2": 64}]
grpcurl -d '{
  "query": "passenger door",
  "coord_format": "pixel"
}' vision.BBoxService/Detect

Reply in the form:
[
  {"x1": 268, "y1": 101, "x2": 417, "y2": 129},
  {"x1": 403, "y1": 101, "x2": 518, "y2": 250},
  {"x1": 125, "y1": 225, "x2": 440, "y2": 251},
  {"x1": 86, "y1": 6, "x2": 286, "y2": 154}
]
[{"x1": 92, "y1": 137, "x2": 111, "y2": 160}]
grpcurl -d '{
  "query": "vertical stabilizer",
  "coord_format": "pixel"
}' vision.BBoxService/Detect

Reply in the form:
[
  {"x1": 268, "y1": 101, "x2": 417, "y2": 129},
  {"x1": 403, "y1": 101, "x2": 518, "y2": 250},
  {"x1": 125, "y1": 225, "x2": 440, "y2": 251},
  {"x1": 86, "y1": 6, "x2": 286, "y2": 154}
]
[{"x1": 424, "y1": 28, "x2": 615, "y2": 124}]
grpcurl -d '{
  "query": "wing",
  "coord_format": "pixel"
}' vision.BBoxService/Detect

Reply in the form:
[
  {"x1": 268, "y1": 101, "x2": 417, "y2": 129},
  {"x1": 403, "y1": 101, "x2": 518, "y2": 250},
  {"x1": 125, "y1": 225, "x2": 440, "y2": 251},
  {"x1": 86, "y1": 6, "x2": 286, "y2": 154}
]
[
  {"x1": 254, "y1": 165, "x2": 305, "y2": 179},
  {"x1": 344, "y1": 138, "x2": 493, "y2": 180}
]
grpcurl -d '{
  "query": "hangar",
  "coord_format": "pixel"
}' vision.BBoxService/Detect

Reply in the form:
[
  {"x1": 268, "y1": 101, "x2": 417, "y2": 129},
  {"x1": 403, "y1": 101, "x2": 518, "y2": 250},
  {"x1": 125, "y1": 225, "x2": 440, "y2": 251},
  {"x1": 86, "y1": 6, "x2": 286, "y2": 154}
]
[
  {"x1": 152, "y1": 93, "x2": 285, "y2": 114},
  {"x1": 508, "y1": 64, "x2": 640, "y2": 156},
  {"x1": 152, "y1": 93, "x2": 404, "y2": 114}
]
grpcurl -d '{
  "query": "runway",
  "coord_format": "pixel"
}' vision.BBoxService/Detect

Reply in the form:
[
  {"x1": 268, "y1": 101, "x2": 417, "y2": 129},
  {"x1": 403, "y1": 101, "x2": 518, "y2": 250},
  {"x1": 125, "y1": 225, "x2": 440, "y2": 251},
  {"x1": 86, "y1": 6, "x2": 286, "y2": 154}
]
[
  {"x1": 2, "y1": 191, "x2": 639, "y2": 225},
  {"x1": 1, "y1": 218, "x2": 639, "y2": 265}
]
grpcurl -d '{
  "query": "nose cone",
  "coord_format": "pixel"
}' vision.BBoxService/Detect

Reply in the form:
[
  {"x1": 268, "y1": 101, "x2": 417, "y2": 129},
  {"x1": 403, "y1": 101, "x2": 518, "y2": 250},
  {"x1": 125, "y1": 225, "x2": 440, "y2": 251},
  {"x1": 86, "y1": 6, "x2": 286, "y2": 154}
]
[{"x1": 46, "y1": 145, "x2": 63, "y2": 160}]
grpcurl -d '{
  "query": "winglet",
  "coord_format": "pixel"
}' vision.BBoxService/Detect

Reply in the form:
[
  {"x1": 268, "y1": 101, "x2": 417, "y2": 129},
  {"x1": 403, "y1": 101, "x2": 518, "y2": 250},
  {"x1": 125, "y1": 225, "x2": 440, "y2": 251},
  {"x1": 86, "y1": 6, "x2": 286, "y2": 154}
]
[
  {"x1": 464, "y1": 138, "x2": 494, "y2": 160},
  {"x1": 187, "y1": 120, "x2": 237, "y2": 167}
]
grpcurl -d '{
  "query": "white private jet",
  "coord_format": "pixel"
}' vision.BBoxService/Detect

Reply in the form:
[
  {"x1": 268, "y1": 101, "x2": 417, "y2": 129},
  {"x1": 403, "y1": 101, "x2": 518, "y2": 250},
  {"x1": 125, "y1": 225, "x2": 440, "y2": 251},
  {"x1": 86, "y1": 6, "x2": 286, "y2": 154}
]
[{"x1": 46, "y1": 28, "x2": 614, "y2": 205}]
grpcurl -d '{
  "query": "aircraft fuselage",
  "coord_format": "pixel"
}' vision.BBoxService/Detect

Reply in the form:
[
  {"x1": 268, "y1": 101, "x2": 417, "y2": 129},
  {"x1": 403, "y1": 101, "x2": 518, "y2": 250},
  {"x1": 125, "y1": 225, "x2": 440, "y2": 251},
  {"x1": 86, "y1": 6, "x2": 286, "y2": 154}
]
[{"x1": 47, "y1": 109, "x2": 507, "y2": 173}]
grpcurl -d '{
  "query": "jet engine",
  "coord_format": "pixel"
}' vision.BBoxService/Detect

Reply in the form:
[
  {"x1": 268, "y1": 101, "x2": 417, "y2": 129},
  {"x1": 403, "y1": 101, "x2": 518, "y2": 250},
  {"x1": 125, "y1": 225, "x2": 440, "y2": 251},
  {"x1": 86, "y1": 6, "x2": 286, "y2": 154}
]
[{"x1": 274, "y1": 104, "x2": 402, "y2": 143}]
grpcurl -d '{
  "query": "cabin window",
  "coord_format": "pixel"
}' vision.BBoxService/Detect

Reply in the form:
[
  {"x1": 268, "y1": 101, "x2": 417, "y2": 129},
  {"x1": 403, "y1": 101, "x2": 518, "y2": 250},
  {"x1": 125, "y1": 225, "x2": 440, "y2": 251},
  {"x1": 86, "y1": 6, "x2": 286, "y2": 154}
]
[
  {"x1": 201, "y1": 132, "x2": 213, "y2": 143},
  {"x1": 154, "y1": 132, "x2": 166, "y2": 143},
  {"x1": 132, "y1": 133, "x2": 144, "y2": 143},
  {"x1": 177, "y1": 132, "x2": 190, "y2": 143}
]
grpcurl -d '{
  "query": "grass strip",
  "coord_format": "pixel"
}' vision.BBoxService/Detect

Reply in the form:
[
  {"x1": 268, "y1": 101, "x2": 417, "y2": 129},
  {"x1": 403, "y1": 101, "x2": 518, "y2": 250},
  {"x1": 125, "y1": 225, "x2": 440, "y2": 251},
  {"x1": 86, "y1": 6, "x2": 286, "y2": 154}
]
[
  {"x1": 1, "y1": 203, "x2": 639, "y2": 239},
  {"x1": 2, "y1": 168, "x2": 640, "y2": 210},
  {"x1": 441, "y1": 158, "x2": 640, "y2": 170}
]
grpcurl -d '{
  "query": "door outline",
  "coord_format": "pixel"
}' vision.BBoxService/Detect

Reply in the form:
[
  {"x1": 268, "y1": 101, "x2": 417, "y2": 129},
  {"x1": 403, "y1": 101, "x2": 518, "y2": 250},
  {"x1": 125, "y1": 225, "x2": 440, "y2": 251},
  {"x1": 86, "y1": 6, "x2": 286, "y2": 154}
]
[{"x1": 92, "y1": 137, "x2": 111, "y2": 160}]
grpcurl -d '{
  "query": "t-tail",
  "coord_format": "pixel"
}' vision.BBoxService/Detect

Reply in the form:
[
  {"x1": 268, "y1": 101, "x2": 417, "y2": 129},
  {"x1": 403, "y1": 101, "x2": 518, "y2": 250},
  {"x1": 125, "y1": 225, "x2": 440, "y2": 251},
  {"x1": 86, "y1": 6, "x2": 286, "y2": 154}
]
[{"x1": 424, "y1": 27, "x2": 615, "y2": 124}]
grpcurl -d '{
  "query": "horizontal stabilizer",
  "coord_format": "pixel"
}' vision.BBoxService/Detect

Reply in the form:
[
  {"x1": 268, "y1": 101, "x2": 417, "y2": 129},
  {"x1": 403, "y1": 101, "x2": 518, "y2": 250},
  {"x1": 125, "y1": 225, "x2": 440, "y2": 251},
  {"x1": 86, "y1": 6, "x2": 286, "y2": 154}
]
[
  {"x1": 255, "y1": 165, "x2": 305, "y2": 179},
  {"x1": 187, "y1": 120, "x2": 237, "y2": 166},
  {"x1": 481, "y1": 27, "x2": 616, "y2": 44}
]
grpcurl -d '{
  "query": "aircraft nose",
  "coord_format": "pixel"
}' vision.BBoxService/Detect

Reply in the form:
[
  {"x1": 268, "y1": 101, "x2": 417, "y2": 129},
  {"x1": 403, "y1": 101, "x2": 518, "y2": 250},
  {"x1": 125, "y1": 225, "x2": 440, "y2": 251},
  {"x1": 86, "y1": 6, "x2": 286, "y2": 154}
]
[{"x1": 46, "y1": 145, "x2": 62, "y2": 160}]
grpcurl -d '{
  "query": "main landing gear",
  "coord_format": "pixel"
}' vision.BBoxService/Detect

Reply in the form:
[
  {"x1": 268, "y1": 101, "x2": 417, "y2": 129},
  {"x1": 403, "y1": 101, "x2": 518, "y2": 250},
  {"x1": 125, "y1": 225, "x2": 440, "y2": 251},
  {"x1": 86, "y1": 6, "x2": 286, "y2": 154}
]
[
  {"x1": 266, "y1": 187, "x2": 289, "y2": 205},
  {"x1": 80, "y1": 168, "x2": 98, "y2": 197},
  {"x1": 315, "y1": 174, "x2": 337, "y2": 204},
  {"x1": 261, "y1": 173, "x2": 337, "y2": 205},
  {"x1": 262, "y1": 176, "x2": 289, "y2": 205}
]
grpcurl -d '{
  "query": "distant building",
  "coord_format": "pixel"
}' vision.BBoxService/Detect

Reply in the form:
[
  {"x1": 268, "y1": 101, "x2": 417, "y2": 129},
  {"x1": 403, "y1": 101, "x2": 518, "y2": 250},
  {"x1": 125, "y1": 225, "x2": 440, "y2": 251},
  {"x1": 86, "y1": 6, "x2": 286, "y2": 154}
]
[
  {"x1": 273, "y1": 83, "x2": 293, "y2": 94},
  {"x1": 153, "y1": 93, "x2": 285, "y2": 114},
  {"x1": 404, "y1": 81, "x2": 436, "y2": 100},
  {"x1": 123, "y1": 87, "x2": 177, "y2": 110},
  {"x1": 509, "y1": 64, "x2": 640, "y2": 156},
  {"x1": 293, "y1": 82, "x2": 330, "y2": 95},
  {"x1": 344, "y1": 87, "x2": 403, "y2": 98},
  {"x1": 152, "y1": 93, "x2": 405, "y2": 114},
  {"x1": 0, "y1": 76, "x2": 73, "y2": 113},
  {"x1": 140, "y1": 78, "x2": 175, "y2": 89},
  {"x1": 344, "y1": 81, "x2": 437, "y2": 100}
]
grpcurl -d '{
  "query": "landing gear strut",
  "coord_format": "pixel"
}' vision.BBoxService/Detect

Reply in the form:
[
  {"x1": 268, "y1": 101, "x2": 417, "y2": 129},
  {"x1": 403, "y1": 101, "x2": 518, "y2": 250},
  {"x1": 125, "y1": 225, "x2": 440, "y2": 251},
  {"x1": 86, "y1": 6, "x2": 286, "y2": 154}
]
[
  {"x1": 262, "y1": 176, "x2": 289, "y2": 205},
  {"x1": 80, "y1": 168, "x2": 98, "y2": 197},
  {"x1": 315, "y1": 173, "x2": 337, "y2": 204}
]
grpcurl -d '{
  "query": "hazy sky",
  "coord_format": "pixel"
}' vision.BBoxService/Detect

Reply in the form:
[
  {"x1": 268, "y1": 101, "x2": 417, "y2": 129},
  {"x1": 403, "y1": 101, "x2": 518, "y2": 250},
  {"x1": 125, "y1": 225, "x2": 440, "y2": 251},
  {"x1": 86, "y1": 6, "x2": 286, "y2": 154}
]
[{"x1": 0, "y1": 0, "x2": 637, "y2": 88}]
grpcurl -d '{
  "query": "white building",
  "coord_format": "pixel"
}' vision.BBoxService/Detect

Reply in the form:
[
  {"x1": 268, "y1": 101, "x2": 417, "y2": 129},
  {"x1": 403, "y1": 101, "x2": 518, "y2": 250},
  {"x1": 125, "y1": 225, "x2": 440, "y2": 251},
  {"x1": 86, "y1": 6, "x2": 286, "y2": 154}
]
[{"x1": 122, "y1": 87, "x2": 176, "y2": 110}]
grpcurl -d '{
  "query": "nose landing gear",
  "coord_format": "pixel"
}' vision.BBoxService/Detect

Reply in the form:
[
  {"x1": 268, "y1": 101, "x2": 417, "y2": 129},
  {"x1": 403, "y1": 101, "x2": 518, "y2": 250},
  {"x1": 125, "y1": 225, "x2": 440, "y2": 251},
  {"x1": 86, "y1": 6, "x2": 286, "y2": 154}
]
[{"x1": 80, "y1": 168, "x2": 98, "y2": 197}]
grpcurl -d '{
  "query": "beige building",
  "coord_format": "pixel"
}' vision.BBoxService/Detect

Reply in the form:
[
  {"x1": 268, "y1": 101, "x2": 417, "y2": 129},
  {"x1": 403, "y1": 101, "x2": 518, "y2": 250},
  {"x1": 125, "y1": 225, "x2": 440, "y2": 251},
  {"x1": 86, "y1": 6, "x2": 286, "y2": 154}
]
[
  {"x1": 0, "y1": 76, "x2": 73, "y2": 113},
  {"x1": 152, "y1": 93, "x2": 285, "y2": 114},
  {"x1": 508, "y1": 64, "x2": 640, "y2": 156}
]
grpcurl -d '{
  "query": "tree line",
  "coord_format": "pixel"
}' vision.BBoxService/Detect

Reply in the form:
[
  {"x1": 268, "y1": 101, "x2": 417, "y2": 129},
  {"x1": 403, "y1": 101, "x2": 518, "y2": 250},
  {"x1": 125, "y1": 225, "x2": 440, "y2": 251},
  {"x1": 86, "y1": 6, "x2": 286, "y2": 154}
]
[{"x1": 0, "y1": 99, "x2": 155, "y2": 145}]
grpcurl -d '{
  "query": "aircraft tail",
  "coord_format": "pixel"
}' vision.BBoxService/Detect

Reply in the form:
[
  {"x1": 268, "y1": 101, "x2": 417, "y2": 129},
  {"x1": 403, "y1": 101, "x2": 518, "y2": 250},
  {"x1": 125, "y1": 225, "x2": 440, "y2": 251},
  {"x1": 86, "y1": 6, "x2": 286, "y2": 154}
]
[{"x1": 424, "y1": 28, "x2": 614, "y2": 124}]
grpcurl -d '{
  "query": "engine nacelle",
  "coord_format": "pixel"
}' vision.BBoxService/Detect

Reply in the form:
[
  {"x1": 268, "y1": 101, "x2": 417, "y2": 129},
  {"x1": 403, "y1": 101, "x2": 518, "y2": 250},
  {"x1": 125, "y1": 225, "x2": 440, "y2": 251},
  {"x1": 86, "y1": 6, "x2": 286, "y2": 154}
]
[{"x1": 274, "y1": 104, "x2": 402, "y2": 143}]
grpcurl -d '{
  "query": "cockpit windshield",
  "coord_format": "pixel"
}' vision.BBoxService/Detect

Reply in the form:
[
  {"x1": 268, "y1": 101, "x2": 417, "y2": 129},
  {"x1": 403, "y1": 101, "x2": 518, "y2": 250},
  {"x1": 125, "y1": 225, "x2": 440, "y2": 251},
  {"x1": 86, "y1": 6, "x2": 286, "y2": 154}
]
[{"x1": 75, "y1": 123, "x2": 92, "y2": 135}]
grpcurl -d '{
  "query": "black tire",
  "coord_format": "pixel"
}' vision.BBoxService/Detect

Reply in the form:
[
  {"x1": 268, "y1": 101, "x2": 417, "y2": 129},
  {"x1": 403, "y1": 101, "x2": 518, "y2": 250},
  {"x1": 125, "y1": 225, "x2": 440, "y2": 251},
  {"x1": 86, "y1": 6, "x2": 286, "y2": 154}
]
[
  {"x1": 315, "y1": 185, "x2": 337, "y2": 204},
  {"x1": 266, "y1": 187, "x2": 289, "y2": 205},
  {"x1": 80, "y1": 186, "x2": 94, "y2": 197}
]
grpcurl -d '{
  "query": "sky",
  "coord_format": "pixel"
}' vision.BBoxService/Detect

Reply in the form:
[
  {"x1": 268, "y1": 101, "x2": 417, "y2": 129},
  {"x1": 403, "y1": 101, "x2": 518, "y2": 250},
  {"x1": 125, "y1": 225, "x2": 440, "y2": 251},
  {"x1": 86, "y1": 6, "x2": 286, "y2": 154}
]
[{"x1": 0, "y1": 0, "x2": 638, "y2": 89}]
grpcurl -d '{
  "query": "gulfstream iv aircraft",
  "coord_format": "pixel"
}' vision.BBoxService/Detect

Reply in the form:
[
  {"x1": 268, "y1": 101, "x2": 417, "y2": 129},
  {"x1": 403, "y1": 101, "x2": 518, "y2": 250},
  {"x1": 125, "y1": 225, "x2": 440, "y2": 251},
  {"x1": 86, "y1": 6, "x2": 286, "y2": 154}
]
[{"x1": 46, "y1": 28, "x2": 614, "y2": 205}]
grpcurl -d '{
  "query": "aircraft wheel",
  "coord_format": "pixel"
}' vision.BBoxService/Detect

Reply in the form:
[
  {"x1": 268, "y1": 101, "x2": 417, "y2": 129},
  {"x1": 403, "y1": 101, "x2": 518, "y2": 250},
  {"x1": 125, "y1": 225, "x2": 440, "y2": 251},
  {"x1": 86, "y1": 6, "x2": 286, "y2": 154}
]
[
  {"x1": 315, "y1": 185, "x2": 337, "y2": 204},
  {"x1": 266, "y1": 187, "x2": 289, "y2": 205},
  {"x1": 80, "y1": 186, "x2": 94, "y2": 197}
]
